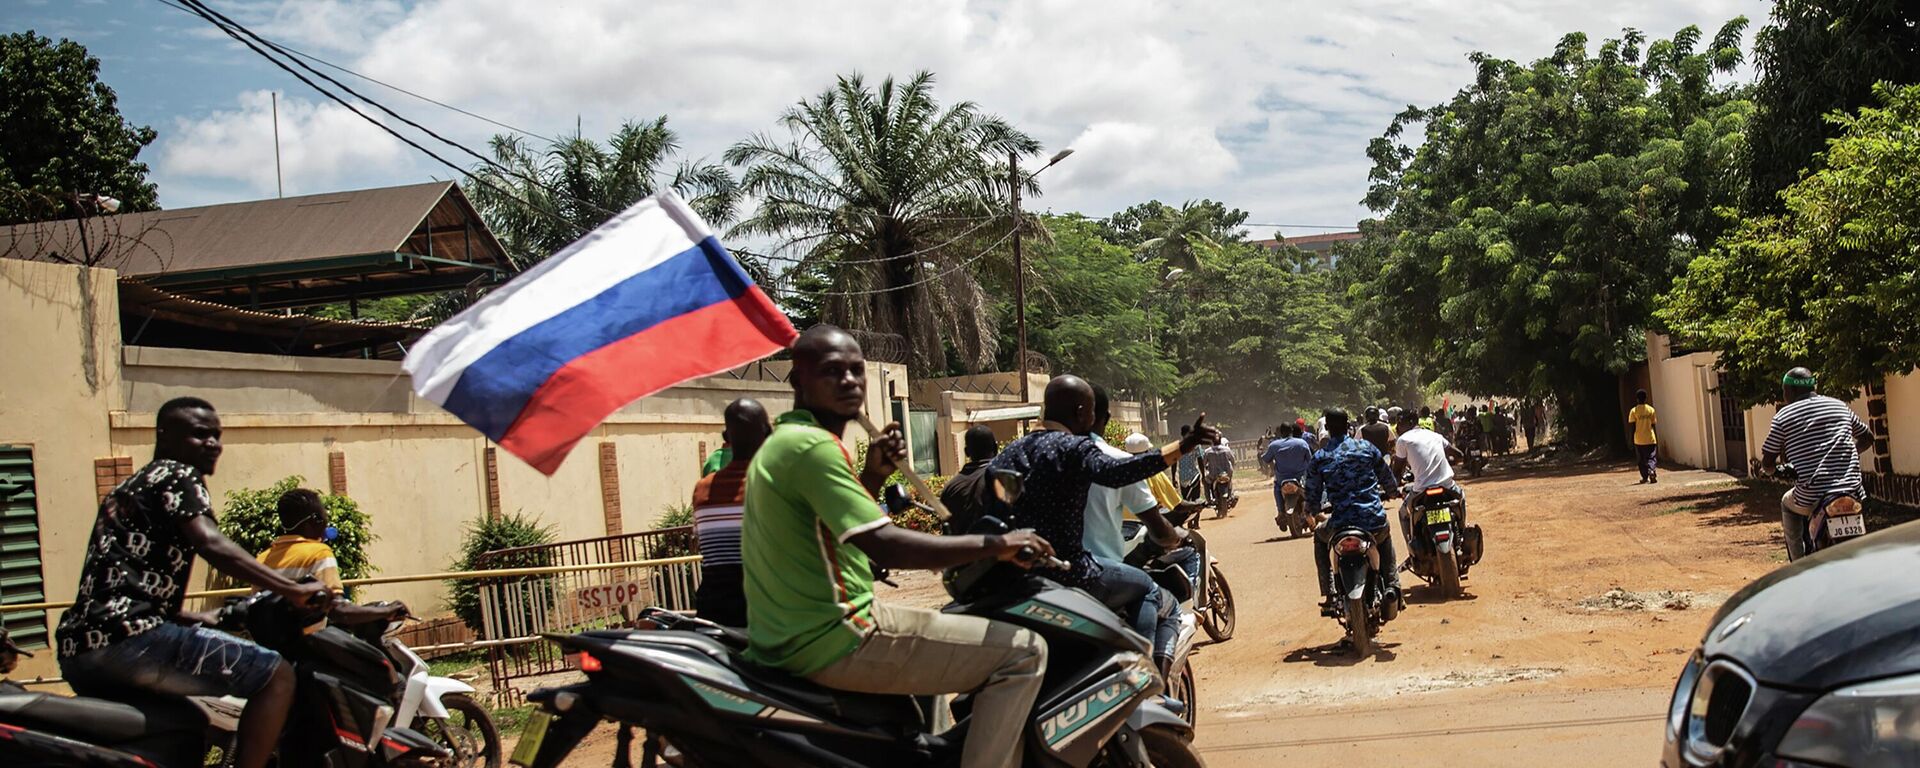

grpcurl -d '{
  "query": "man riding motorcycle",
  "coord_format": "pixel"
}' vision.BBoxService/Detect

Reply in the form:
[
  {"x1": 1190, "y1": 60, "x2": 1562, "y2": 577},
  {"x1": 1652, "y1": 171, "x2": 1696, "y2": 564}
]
[
  {"x1": 1083, "y1": 386, "x2": 1190, "y2": 675},
  {"x1": 1391, "y1": 410, "x2": 1467, "y2": 541},
  {"x1": 1262, "y1": 423, "x2": 1314, "y2": 533},
  {"x1": 1758, "y1": 367, "x2": 1873, "y2": 560},
  {"x1": 56, "y1": 397, "x2": 332, "y2": 768},
  {"x1": 1305, "y1": 409, "x2": 1403, "y2": 617},
  {"x1": 741, "y1": 326, "x2": 1059, "y2": 768}
]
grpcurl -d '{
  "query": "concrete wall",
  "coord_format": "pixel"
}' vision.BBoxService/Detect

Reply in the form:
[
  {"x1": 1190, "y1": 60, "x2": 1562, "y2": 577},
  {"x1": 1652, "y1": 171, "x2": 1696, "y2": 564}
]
[{"x1": 0, "y1": 259, "x2": 906, "y2": 680}]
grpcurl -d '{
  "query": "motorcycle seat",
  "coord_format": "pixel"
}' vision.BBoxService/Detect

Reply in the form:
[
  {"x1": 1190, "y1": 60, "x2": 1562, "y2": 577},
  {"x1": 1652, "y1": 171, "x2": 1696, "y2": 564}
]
[
  {"x1": 0, "y1": 691, "x2": 204, "y2": 744},
  {"x1": 732, "y1": 661, "x2": 928, "y2": 730}
]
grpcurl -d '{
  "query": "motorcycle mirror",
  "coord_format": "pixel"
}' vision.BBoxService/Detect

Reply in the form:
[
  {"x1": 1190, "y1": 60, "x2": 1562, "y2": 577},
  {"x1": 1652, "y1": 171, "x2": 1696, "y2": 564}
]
[{"x1": 990, "y1": 469, "x2": 1025, "y2": 505}]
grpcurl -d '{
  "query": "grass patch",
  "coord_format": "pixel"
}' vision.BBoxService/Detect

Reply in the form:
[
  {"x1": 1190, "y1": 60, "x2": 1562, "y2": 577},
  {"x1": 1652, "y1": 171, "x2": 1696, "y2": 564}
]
[
  {"x1": 427, "y1": 650, "x2": 485, "y2": 678},
  {"x1": 491, "y1": 704, "x2": 537, "y2": 733}
]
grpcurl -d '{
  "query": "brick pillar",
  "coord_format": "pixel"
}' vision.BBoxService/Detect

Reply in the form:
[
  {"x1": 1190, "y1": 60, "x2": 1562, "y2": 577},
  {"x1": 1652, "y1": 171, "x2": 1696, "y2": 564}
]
[
  {"x1": 327, "y1": 451, "x2": 348, "y2": 495},
  {"x1": 94, "y1": 457, "x2": 134, "y2": 502},
  {"x1": 697, "y1": 440, "x2": 709, "y2": 468},
  {"x1": 598, "y1": 442, "x2": 622, "y2": 536},
  {"x1": 483, "y1": 447, "x2": 502, "y2": 520}
]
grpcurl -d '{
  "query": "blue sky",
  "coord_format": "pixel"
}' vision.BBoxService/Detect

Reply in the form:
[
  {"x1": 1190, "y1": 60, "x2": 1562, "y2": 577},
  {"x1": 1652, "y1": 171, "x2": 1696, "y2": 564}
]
[{"x1": 9, "y1": 0, "x2": 1755, "y2": 237}]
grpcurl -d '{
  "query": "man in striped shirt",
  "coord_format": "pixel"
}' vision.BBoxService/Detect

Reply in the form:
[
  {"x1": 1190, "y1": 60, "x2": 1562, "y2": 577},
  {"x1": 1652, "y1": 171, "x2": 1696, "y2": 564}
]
[
  {"x1": 1760, "y1": 368, "x2": 1874, "y2": 560},
  {"x1": 691, "y1": 398, "x2": 771, "y2": 627}
]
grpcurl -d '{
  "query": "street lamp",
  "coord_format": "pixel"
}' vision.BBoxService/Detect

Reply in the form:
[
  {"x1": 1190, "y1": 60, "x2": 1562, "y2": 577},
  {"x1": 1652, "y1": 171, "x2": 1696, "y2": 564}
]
[{"x1": 1012, "y1": 148, "x2": 1074, "y2": 404}]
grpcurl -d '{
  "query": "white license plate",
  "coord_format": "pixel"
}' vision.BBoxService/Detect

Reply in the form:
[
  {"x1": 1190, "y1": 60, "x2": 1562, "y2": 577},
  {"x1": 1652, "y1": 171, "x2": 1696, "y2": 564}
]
[
  {"x1": 1827, "y1": 514, "x2": 1867, "y2": 538},
  {"x1": 508, "y1": 711, "x2": 553, "y2": 767}
]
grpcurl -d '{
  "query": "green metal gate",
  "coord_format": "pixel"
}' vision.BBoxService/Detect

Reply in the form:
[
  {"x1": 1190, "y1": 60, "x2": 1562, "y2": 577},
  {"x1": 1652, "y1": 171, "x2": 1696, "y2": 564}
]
[
  {"x1": 908, "y1": 409, "x2": 939, "y2": 476},
  {"x1": 0, "y1": 446, "x2": 45, "y2": 649}
]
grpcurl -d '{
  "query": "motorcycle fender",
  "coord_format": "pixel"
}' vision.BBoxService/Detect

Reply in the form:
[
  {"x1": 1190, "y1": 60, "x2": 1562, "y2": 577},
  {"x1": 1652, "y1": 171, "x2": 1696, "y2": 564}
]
[
  {"x1": 1337, "y1": 558, "x2": 1370, "y2": 600},
  {"x1": 1125, "y1": 701, "x2": 1192, "y2": 739},
  {"x1": 416, "y1": 675, "x2": 477, "y2": 720},
  {"x1": 1436, "y1": 539, "x2": 1454, "y2": 555}
]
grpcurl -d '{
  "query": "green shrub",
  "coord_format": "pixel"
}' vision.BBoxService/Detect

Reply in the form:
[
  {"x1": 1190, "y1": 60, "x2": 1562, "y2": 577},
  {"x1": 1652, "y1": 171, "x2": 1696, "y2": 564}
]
[
  {"x1": 447, "y1": 513, "x2": 556, "y2": 633},
  {"x1": 217, "y1": 475, "x2": 374, "y2": 598}
]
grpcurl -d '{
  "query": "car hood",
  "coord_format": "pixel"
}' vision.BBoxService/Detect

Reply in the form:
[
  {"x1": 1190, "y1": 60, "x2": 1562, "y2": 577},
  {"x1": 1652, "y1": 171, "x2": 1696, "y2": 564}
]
[{"x1": 1701, "y1": 519, "x2": 1920, "y2": 689}]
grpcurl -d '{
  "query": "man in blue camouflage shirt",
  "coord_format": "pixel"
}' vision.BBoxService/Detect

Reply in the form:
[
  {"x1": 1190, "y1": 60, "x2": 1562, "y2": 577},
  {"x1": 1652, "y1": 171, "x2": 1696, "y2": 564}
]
[{"x1": 1304, "y1": 408, "x2": 1402, "y2": 616}]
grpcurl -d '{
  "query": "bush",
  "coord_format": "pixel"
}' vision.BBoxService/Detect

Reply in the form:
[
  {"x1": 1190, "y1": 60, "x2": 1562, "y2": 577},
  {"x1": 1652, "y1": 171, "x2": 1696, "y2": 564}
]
[
  {"x1": 447, "y1": 513, "x2": 556, "y2": 633},
  {"x1": 217, "y1": 475, "x2": 375, "y2": 598},
  {"x1": 646, "y1": 503, "x2": 697, "y2": 559}
]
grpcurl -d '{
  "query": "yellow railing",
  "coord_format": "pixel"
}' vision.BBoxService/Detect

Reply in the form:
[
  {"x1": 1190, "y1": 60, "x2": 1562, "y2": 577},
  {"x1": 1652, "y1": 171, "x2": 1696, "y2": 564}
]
[{"x1": 0, "y1": 555, "x2": 704, "y2": 614}]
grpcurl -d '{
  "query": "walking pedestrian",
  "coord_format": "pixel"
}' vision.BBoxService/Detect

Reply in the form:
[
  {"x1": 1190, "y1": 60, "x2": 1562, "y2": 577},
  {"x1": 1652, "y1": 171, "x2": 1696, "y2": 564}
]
[{"x1": 1628, "y1": 390, "x2": 1659, "y2": 483}]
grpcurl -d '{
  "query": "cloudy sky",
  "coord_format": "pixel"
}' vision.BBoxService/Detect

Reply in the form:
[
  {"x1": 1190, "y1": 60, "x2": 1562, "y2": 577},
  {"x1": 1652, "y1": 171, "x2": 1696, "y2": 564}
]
[{"x1": 15, "y1": 0, "x2": 1755, "y2": 238}]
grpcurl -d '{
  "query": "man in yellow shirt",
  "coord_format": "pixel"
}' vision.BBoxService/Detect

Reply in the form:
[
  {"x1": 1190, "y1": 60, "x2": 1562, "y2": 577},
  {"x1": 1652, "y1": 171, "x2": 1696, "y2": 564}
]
[
  {"x1": 1628, "y1": 389, "x2": 1659, "y2": 484},
  {"x1": 257, "y1": 489, "x2": 404, "y2": 625}
]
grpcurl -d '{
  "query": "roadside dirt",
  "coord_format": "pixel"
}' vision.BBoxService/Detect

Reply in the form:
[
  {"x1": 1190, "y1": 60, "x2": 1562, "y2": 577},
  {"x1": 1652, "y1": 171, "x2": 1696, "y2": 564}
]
[
  {"x1": 548, "y1": 457, "x2": 1838, "y2": 766},
  {"x1": 1191, "y1": 459, "x2": 1797, "y2": 766}
]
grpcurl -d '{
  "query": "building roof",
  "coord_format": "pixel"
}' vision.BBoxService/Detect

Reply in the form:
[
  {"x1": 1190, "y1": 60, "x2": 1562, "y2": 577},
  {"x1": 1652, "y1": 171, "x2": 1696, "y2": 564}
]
[
  {"x1": 118, "y1": 281, "x2": 425, "y2": 359},
  {"x1": 1250, "y1": 230, "x2": 1362, "y2": 253},
  {"x1": 0, "y1": 182, "x2": 509, "y2": 309}
]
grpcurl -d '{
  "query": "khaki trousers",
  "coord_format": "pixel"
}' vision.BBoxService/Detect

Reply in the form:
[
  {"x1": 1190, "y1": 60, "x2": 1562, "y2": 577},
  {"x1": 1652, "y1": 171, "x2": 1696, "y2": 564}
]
[{"x1": 808, "y1": 602, "x2": 1047, "y2": 768}]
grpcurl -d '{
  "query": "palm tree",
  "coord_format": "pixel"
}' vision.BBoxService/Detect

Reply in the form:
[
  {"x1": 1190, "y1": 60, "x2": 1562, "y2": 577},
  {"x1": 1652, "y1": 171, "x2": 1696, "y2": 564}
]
[
  {"x1": 726, "y1": 71, "x2": 1040, "y2": 374},
  {"x1": 466, "y1": 117, "x2": 739, "y2": 271},
  {"x1": 1135, "y1": 200, "x2": 1243, "y2": 272}
]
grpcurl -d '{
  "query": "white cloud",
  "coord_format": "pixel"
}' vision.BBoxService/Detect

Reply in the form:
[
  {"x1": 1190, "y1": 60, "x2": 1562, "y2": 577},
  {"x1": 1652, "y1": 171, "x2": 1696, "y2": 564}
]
[
  {"x1": 156, "y1": 90, "x2": 409, "y2": 197},
  {"x1": 157, "y1": 0, "x2": 1754, "y2": 227}
]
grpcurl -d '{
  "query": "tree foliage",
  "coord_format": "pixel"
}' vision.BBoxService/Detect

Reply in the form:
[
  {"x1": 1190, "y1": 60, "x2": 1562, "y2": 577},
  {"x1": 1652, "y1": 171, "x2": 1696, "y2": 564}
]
[
  {"x1": 447, "y1": 512, "x2": 556, "y2": 632},
  {"x1": 1357, "y1": 22, "x2": 1751, "y2": 447},
  {"x1": 0, "y1": 32, "x2": 157, "y2": 225},
  {"x1": 1746, "y1": 0, "x2": 1920, "y2": 212},
  {"x1": 727, "y1": 72, "x2": 1039, "y2": 374},
  {"x1": 1017, "y1": 214, "x2": 1178, "y2": 398},
  {"x1": 1661, "y1": 83, "x2": 1920, "y2": 405},
  {"x1": 1100, "y1": 199, "x2": 1248, "y2": 269},
  {"x1": 216, "y1": 476, "x2": 375, "y2": 599}
]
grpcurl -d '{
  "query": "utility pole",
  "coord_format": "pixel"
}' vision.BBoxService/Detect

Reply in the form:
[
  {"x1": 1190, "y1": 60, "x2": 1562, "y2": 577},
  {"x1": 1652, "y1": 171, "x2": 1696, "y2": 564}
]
[
  {"x1": 1011, "y1": 150, "x2": 1028, "y2": 404},
  {"x1": 272, "y1": 92, "x2": 284, "y2": 198}
]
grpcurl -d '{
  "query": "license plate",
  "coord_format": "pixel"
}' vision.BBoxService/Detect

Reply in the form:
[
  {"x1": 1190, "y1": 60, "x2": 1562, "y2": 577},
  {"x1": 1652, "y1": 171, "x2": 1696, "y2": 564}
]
[
  {"x1": 508, "y1": 711, "x2": 554, "y2": 768},
  {"x1": 1827, "y1": 514, "x2": 1867, "y2": 538},
  {"x1": 1425, "y1": 508, "x2": 1452, "y2": 525}
]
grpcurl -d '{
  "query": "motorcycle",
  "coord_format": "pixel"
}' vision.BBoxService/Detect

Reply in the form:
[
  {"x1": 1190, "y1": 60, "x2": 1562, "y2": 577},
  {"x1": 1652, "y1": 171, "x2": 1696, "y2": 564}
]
[
  {"x1": 1324, "y1": 527, "x2": 1398, "y2": 658},
  {"x1": 1119, "y1": 511, "x2": 1235, "y2": 726},
  {"x1": 1201, "y1": 470, "x2": 1237, "y2": 518},
  {"x1": 1772, "y1": 463, "x2": 1870, "y2": 560},
  {"x1": 1457, "y1": 435, "x2": 1488, "y2": 478},
  {"x1": 1274, "y1": 478, "x2": 1313, "y2": 539},
  {"x1": 0, "y1": 592, "x2": 450, "y2": 767},
  {"x1": 1401, "y1": 484, "x2": 1483, "y2": 600}
]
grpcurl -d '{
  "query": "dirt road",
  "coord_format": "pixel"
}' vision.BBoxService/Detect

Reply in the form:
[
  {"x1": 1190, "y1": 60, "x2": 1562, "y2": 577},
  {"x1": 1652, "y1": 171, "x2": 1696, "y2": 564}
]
[{"x1": 1191, "y1": 459, "x2": 1791, "y2": 766}]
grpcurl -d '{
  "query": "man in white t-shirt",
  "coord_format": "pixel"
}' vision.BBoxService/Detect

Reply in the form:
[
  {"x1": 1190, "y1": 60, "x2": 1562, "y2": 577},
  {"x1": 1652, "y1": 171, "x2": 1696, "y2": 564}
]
[{"x1": 1392, "y1": 410, "x2": 1467, "y2": 532}]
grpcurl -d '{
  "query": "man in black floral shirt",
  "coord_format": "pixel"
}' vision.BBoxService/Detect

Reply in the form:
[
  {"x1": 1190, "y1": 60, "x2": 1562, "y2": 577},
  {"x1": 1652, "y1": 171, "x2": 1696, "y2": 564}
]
[{"x1": 57, "y1": 397, "x2": 330, "y2": 768}]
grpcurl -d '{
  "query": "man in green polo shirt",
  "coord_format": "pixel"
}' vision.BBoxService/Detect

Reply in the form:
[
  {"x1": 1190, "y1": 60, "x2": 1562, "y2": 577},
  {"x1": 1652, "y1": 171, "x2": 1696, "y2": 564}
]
[{"x1": 743, "y1": 325, "x2": 1055, "y2": 768}]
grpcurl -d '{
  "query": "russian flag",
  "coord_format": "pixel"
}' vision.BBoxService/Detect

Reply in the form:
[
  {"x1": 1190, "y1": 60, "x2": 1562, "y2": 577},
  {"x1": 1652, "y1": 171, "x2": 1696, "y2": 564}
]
[{"x1": 403, "y1": 192, "x2": 797, "y2": 474}]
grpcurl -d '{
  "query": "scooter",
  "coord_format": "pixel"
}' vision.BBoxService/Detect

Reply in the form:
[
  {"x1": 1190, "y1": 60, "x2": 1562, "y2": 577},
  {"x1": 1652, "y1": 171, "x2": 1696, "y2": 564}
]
[
  {"x1": 1325, "y1": 527, "x2": 1398, "y2": 658},
  {"x1": 1772, "y1": 463, "x2": 1870, "y2": 560},
  {"x1": 0, "y1": 592, "x2": 450, "y2": 767},
  {"x1": 1401, "y1": 484, "x2": 1483, "y2": 600},
  {"x1": 508, "y1": 517, "x2": 1201, "y2": 767}
]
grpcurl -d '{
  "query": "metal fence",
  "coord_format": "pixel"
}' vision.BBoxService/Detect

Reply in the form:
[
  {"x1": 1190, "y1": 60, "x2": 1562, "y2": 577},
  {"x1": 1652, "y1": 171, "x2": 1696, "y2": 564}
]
[{"x1": 472, "y1": 528, "x2": 701, "y2": 704}]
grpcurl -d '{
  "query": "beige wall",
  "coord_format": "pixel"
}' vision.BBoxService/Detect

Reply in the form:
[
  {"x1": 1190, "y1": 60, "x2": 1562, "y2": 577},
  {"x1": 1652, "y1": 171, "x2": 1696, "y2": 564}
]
[
  {"x1": 0, "y1": 260, "x2": 909, "y2": 681},
  {"x1": 0, "y1": 260, "x2": 122, "y2": 680},
  {"x1": 1882, "y1": 372, "x2": 1920, "y2": 476},
  {"x1": 1645, "y1": 333, "x2": 1728, "y2": 470}
]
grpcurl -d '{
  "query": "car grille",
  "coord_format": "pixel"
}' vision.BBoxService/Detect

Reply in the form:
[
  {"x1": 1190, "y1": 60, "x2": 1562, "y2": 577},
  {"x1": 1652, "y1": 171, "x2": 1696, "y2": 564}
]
[{"x1": 1681, "y1": 660, "x2": 1757, "y2": 765}]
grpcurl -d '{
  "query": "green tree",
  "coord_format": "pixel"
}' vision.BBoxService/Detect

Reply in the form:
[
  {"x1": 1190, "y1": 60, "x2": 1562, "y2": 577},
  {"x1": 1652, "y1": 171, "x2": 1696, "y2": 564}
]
[
  {"x1": 1661, "y1": 83, "x2": 1920, "y2": 406},
  {"x1": 0, "y1": 32, "x2": 157, "y2": 226},
  {"x1": 1359, "y1": 22, "x2": 1751, "y2": 448},
  {"x1": 1016, "y1": 214, "x2": 1178, "y2": 397},
  {"x1": 1166, "y1": 241, "x2": 1381, "y2": 429},
  {"x1": 467, "y1": 118, "x2": 740, "y2": 271},
  {"x1": 447, "y1": 512, "x2": 555, "y2": 633},
  {"x1": 1103, "y1": 199, "x2": 1248, "y2": 270},
  {"x1": 726, "y1": 72, "x2": 1039, "y2": 374},
  {"x1": 1746, "y1": 0, "x2": 1920, "y2": 212}
]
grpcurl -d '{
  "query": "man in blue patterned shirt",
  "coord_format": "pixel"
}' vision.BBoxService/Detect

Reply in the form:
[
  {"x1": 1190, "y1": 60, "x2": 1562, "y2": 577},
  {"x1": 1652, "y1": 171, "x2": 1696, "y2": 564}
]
[{"x1": 1304, "y1": 408, "x2": 1402, "y2": 616}]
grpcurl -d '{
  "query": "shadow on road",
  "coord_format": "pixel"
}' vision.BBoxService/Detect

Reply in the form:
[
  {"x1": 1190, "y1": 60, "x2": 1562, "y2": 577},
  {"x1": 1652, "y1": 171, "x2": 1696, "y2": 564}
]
[
  {"x1": 1404, "y1": 584, "x2": 1478, "y2": 605},
  {"x1": 1283, "y1": 640, "x2": 1400, "y2": 667}
]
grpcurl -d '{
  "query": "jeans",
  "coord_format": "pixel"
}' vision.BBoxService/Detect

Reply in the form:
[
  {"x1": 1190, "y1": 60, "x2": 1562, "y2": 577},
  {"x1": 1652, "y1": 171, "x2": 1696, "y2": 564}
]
[
  {"x1": 1314, "y1": 524, "x2": 1400, "y2": 599},
  {"x1": 1082, "y1": 555, "x2": 1177, "y2": 664},
  {"x1": 1635, "y1": 444, "x2": 1658, "y2": 480},
  {"x1": 62, "y1": 622, "x2": 282, "y2": 699},
  {"x1": 809, "y1": 603, "x2": 1045, "y2": 768}
]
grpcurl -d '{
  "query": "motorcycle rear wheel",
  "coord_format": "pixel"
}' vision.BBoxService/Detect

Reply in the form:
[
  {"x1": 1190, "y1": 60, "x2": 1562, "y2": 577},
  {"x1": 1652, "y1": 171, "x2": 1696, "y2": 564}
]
[
  {"x1": 1200, "y1": 565, "x2": 1236, "y2": 642},
  {"x1": 416, "y1": 693, "x2": 502, "y2": 768},
  {"x1": 1437, "y1": 550, "x2": 1463, "y2": 600},
  {"x1": 1345, "y1": 598, "x2": 1371, "y2": 657}
]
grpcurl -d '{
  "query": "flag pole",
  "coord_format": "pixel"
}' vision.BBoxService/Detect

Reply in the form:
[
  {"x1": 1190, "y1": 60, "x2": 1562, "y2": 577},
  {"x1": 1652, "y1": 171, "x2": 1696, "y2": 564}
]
[{"x1": 856, "y1": 412, "x2": 951, "y2": 521}]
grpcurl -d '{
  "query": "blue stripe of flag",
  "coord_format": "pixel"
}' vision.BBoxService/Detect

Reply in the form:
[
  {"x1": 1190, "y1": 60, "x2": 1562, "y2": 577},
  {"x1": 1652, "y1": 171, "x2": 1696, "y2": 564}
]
[{"x1": 442, "y1": 236, "x2": 752, "y2": 441}]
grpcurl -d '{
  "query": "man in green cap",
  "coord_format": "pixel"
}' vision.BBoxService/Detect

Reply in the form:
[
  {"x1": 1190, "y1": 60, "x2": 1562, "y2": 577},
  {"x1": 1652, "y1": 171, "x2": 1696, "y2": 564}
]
[{"x1": 1759, "y1": 367, "x2": 1873, "y2": 560}]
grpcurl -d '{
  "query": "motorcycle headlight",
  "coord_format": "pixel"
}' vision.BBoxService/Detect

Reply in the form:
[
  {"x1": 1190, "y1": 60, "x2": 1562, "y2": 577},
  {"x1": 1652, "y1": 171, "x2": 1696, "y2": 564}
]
[{"x1": 1776, "y1": 672, "x2": 1920, "y2": 766}]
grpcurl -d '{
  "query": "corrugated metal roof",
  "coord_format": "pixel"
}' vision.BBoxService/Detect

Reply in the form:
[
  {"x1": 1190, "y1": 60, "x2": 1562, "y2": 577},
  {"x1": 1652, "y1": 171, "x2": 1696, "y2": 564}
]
[
  {"x1": 119, "y1": 281, "x2": 425, "y2": 358},
  {"x1": 0, "y1": 181, "x2": 507, "y2": 277}
]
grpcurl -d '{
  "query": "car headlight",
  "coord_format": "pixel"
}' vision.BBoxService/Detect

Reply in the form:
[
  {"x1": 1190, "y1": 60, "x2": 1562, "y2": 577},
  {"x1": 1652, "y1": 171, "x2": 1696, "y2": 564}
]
[
  {"x1": 1668, "y1": 651, "x2": 1705, "y2": 743},
  {"x1": 1776, "y1": 671, "x2": 1920, "y2": 767}
]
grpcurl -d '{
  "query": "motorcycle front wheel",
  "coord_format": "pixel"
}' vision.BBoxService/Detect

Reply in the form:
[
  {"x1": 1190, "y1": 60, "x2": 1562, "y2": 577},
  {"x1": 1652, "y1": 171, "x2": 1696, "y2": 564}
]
[
  {"x1": 1200, "y1": 565, "x2": 1236, "y2": 642},
  {"x1": 1138, "y1": 725, "x2": 1207, "y2": 768},
  {"x1": 417, "y1": 693, "x2": 502, "y2": 768},
  {"x1": 1169, "y1": 658, "x2": 1198, "y2": 728}
]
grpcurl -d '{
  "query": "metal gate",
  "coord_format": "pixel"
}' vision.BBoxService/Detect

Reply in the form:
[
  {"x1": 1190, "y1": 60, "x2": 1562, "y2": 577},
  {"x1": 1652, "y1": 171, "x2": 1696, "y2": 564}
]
[
  {"x1": 909, "y1": 408, "x2": 939, "y2": 476},
  {"x1": 0, "y1": 446, "x2": 45, "y2": 650},
  {"x1": 474, "y1": 528, "x2": 701, "y2": 704}
]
